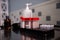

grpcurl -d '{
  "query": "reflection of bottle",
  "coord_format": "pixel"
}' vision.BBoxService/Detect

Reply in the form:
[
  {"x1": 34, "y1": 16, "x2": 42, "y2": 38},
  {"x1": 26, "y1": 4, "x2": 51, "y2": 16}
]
[{"x1": 4, "y1": 16, "x2": 11, "y2": 31}]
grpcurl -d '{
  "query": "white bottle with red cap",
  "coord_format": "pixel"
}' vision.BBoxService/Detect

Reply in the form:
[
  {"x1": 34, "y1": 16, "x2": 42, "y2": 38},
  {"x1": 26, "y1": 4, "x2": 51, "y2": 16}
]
[{"x1": 22, "y1": 3, "x2": 32, "y2": 18}]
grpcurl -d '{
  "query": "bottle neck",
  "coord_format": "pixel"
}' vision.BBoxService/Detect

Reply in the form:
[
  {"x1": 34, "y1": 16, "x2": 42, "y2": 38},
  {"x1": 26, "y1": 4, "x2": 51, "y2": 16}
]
[{"x1": 26, "y1": 6, "x2": 29, "y2": 10}]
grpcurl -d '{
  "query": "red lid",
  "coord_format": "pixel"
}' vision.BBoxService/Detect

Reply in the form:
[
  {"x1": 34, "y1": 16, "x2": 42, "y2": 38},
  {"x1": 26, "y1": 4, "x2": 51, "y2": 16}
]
[{"x1": 20, "y1": 17, "x2": 39, "y2": 21}]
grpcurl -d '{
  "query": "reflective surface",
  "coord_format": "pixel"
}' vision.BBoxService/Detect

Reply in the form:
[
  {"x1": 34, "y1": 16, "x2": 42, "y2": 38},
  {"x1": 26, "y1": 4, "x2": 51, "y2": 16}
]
[{"x1": 0, "y1": 27, "x2": 60, "y2": 40}]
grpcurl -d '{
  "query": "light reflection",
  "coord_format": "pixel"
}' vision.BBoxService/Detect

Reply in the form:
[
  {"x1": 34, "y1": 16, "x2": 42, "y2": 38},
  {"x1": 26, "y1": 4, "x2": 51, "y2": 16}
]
[
  {"x1": 20, "y1": 29, "x2": 54, "y2": 40},
  {"x1": 21, "y1": 34, "x2": 36, "y2": 40},
  {"x1": 4, "y1": 29, "x2": 11, "y2": 40}
]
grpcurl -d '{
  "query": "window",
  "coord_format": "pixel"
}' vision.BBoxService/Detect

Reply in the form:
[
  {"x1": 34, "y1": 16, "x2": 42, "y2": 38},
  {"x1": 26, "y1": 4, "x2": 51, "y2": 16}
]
[
  {"x1": 14, "y1": 16, "x2": 16, "y2": 18},
  {"x1": 32, "y1": 9, "x2": 35, "y2": 13},
  {"x1": 19, "y1": 12, "x2": 21, "y2": 15},
  {"x1": 2, "y1": 15, "x2": 5, "y2": 19},
  {"x1": 46, "y1": 16, "x2": 51, "y2": 21},
  {"x1": 38, "y1": 12, "x2": 42, "y2": 16},
  {"x1": 2, "y1": 0, "x2": 6, "y2": 2},
  {"x1": 56, "y1": 3, "x2": 60, "y2": 9},
  {"x1": 2, "y1": 15, "x2": 4, "y2": 18},
  {"x1": 2, "y1": 13, "x2": 6, "y2": 18},
  {"x1": 57, "y1": 21, "x2": 60, "y2": 25},
  {"x1": 3, "y1": 13, "x2": 5, "y2": 15},
  {"x1": 17, "y1": 18, "x2": 18, "y2": 21},
  {"x1": 1, "y1": 3, "x2": 7, "y2": 11}
]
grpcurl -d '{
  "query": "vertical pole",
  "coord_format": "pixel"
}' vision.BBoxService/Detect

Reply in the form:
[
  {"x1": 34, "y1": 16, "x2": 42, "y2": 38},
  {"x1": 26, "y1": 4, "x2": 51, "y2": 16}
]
[
  {"x1": 31, "y1": 21, "x2": 33, "y2": 29},
  {"x1": 22, "y1": 21, "x2": 25, "y2": 28},
  {"x1": 29, "y1": 21, "x2": 31, "y2": 29},
  {"x1": 25, "y1": 21, "x2": 26, "y2": 28}
]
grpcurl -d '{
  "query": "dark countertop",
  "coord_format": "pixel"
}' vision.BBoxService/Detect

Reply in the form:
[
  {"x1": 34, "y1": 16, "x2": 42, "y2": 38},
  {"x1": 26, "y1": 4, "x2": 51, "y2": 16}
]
[{"x1": 0, "y1": 27, "x2": 60, "y2": 40}]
